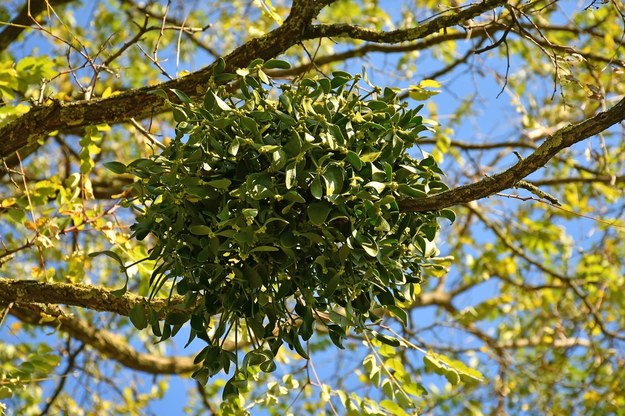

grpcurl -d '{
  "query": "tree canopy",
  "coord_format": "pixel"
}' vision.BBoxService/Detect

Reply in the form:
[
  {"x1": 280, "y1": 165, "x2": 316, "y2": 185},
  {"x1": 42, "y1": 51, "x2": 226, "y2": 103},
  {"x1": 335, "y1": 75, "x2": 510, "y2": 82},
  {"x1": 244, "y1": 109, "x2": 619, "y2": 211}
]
[{"x1": 1, "y1": 0, "x2": 624, "y2": 415}]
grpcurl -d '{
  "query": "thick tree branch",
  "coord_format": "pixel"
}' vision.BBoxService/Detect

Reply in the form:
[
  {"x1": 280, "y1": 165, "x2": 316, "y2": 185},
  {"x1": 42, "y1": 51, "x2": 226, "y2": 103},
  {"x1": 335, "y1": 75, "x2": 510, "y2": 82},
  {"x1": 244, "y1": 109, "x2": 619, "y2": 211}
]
[
  {"x1": 0, "y1": 0, "x2": 334, "y2": 164},
  {"x1": 399, "y1": 96, "x2": 625, "y2": 212},
  {"x1": 303, "y1": 0, "x2": 507, "y2": 42},
  {"x1": 6, "y1": 302, "x2": 199, "y2": 374},
  {"x1": 0, "y1": 277, "x2": 195, "y2": 318},
  {"x1": 0, "y1": 0, "x2": 504, "y2": 164}
]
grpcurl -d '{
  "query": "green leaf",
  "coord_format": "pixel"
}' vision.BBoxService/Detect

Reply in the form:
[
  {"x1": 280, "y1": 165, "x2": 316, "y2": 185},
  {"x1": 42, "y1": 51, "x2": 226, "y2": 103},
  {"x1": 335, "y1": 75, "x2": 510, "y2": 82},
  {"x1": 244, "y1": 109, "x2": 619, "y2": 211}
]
[
  {"x1": 214, "y1": 72, "x2": 237, "y2": 83},
  {"x1": 264, "y1": 59, "x2": 291, "y2": 69},
  {"x1": 103, "y1": 161, "x2": 127, "y2": 174},
  {"x1": 169, "y1": 88, "x2": 191, "y2": 103},
  {"x1": 445, "y1": 369, "x2": 461, "y2": 386},
  {"x1": 246, "y1": 173, "x2": 274, "y2": 200},
  {"x1": 345, "y1": 151, "x2": 363, "y2": 170},
  {"x1": 423, "y1": 354, "x2": 444, "y2": 374},
  {"x1": 211, "y1": 91, "x2": 232, "y2": 111},
  {"x1": 147, "y1": 88, "x2": 168, "y2": 99},
  {"x1": 129, "y1": 304, "x2": 148, "y2": 330},
  {"x1": 257, "y1": 69, "x2": 270, "y2": 84},
  {"x1": 397, "y1": 184, "x2": 427, "y2": 198},
  {"x1": 236, "y1": 68, "x2": 250, "y2": 77},
  {"x1": 365, "y1": 181, "x2": 386, "y2": 193},
  {"x1": 271, "y1": 149, "x2": 287, "y2": 170},
  {"x1": 368, "y1": 100, "x2": 388, "y2": 111},
  {"x1": 259, "y1": 360, "x2": 277, "y2": 373},
  {"x1": 374, "y1": 332, "x2": 400, "y2": 347},
  {"x1": 206, "y1": 178, "x2": 232, "y2": 189},
  {"x1": 89, "y1": 250, "x2": 124, "y2": 266},
  {"x1": 386, "y1": 306, "x2": 408, "y2": 326},
  {"x1": 289, "y1": 330, "x2": 309, "y2": 359},
  {"x1": 222, "y1": 379, "x2": 239, "y2": 400},
  {"x1": 242, "y1": 208, "x2": 258, "y2": 219},
  {"x1": 310, "y1": 176, "x2": 323, "y2": 199},
  {"x1": 165, "y1": 312, "x2": 190, "y2": 325},
  {"x1": 328, "y1": 325, "x2": 346, "y2": 349},
  {"x1": 354, "y1": 232, "x2": 379, "y2": 257},
  {"x1": 110, "y1": 284, "x2": 128, "y2": 298},
  {"x1": 285, "y1": 164, "x2": 297, "y2": 189},
  {"x1": 329, "y1": 310, "x2": 351, "y2": 327},
  {"x1": 433, "y1": 351, "x2": 486, "y2": 383},
  {"x1": 361, "y1": 241, "x2": 378, "y2": 257},
  {"x1": 299, "y1": 309, "x2": 315, "y2": 340},
  {"x1": 419, "y1": 79, "x2": 441, "y2": 88},
  {"x1": 307, "y1": 202, "x2": 332, "y2": 226},
  {"x1": 213, "y1": 58, "x2": 226, "y2": 75},
  {"x1": 189, "y1": 225, "x2": 212, "y2": 235},
  {"x1": 322, "y1": 166, "x2": 344, "y2": 196},
  {"x1": 380, "y1": 400, "x2": 410, "y2": 416},
  {"x1": 439, "y1": 208, "x2": 456, "y2": 223},
  {"x1": 244, "y1": 264, "x2": 263, "y2": 289},
  {"x1": 360, "y1": 152, "x2": 380, "y2": 163}
]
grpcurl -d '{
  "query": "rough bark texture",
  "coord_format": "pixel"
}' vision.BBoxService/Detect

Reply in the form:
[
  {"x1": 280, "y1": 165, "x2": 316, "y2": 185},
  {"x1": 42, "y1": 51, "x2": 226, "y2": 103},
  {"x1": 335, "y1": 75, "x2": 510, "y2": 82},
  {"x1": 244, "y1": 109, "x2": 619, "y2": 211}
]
[
  {"x1": 0, "y1": 277, "x2": 195, "y2": 318},
  {"x1": 0, "y1": 277, "x2": 250, "y2": 374}
]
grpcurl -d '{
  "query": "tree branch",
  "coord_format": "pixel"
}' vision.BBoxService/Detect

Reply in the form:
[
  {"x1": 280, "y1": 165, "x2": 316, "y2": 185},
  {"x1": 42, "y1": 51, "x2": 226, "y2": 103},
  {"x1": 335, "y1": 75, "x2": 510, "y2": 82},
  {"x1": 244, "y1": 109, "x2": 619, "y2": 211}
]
[
  {"x1": 0, "y1": 0, "x2": 504, "y2": 164},
  {"x1": 39, "y1": 339, "x2": 85, "y2": 416},
  {"x1": 303, "y1": 0, "x2": 507, "y2": 42},
  {"x1": 0, "y1": 0, "x2": 77, "y2": 52},
  {"x1": 6, "y1": 302, "x2": 199, "y2": 375},
  {"x1": 0, "y1": 277, "x2": 195, "y2": 318},
  {"x1": 399, "y1": 96, "x2": 625, "y2": 212},
  {"x1": 268, "y1": 27, "x2": 497, "y2": 77},
  {"x1": 0, "y1": 0, "x2": 334, "y2": 164}
]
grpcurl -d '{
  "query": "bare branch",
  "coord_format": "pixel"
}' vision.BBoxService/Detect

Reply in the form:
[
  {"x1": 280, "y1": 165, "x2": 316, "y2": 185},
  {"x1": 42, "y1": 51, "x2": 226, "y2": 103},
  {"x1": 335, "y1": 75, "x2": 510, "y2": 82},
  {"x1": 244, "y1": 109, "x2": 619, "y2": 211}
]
[
  {"x1": 0, "y1": 0, "x2": 78, "y2": 52},
  {"x1": 268, "y1": 27, "x2": 498, "y2": 78},
  {"x1": 7, "y1": 302, "x2": 199, "y2": 375},
  {"x1": 399, "y1": 96, "x2": 625, "y2": 212},
  {"x1": 303, "y1": 0, "x2": 508, "y2": 43}
]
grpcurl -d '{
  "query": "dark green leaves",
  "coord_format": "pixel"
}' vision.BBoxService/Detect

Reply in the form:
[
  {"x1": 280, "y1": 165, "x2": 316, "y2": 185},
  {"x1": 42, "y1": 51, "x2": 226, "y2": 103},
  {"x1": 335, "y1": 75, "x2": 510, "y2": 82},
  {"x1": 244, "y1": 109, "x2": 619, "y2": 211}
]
[
  {"x1": 129, "y1": 304, "x2": 148, "y2": 330},
  {"x1": 113, "y1": 67, "x2": 452, "y2": 394},
  {"x1": 307, "y1": 202, "x2": 332, "y2": 225},
  {"x1": 103, "y1": 161, "x2": 127, "y2": 174},
  {"x1": 263, "y1": 59, "x2": 291, "y2": 69}
]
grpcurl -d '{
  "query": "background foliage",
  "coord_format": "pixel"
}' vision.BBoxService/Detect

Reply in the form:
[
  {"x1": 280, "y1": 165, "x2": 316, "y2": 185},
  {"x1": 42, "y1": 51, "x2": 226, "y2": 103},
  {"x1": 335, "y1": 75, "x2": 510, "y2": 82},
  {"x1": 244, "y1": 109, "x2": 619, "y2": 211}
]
[{"x1": 1, "y1": 0, "x2": 624, "y2": 415}]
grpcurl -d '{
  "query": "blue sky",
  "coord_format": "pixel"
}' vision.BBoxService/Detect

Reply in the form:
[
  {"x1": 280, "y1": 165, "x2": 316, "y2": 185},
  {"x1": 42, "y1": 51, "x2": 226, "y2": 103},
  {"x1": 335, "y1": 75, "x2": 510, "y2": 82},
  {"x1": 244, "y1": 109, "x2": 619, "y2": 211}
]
[{"x1": 1, "y1": 0, "x2": 611, "y2": 414}]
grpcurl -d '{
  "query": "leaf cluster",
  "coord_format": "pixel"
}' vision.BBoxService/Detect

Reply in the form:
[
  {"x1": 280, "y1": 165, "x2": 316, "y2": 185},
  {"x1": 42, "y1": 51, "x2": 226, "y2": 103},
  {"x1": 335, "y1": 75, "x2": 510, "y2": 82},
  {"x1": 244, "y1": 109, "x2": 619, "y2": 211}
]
[{"x1": 107, "y1": 59, "x2": 453, "y2": 394}]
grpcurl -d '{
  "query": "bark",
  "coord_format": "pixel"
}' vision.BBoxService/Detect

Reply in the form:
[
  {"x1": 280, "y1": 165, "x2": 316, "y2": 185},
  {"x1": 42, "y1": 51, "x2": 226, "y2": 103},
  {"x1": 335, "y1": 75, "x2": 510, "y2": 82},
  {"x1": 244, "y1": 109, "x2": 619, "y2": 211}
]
[{"x1": 0, "y1": 277, "x2": 195, "y2": 318}]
